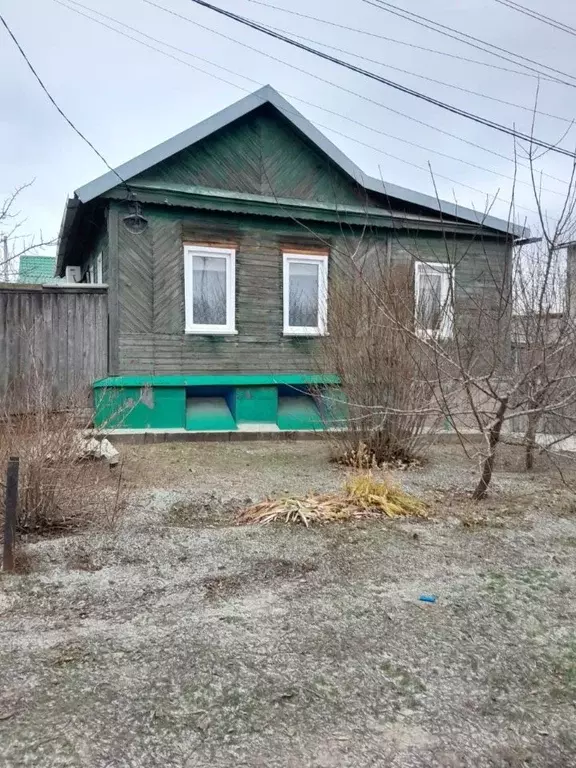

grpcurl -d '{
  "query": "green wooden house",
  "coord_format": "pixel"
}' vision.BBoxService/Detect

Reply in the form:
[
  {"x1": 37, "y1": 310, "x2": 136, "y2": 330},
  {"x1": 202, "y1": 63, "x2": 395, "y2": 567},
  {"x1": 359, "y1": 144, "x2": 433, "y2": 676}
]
[{"x1": 56, "y1": 86, "x2": 524, "y2": 433}]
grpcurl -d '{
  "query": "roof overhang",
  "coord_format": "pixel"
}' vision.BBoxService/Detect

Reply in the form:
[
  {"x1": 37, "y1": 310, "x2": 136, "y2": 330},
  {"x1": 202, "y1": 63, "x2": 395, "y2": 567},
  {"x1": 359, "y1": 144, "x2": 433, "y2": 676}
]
[
  {"x1": 56, "y1": 197, "x2": 81, "y2": 276},
  {"x1": 99, "y1": 182, "x2": 509, "y2": 236}
]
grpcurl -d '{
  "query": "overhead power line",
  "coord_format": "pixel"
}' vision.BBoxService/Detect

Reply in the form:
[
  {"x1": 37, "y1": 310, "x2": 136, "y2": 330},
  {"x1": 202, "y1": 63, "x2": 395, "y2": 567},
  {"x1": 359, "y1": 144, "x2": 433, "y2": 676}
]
[
  {"x1": 363, "y1": 0, "x2": 576, "y2": 87},
  {"x1": 0, "y1": 13, "x2": 130, "y2": 195},
  {"x1": 54, "y1": 0, "x2": 564, "y2": 218},
  {"x1": 141, "y1": 0, "x2": 570, "y2": 187},
  {"x1": 59, "y1": 0, "x2": 563, "y2": 195},
  {"x1": 185, "y1": 0, "x2": 576, "y2": 159},
  {"x1": 493, "y1": 0, "x2": 576, "y2": 38},
  {"x1": 246, "y1": 9, "x2": 573, "y2": 126},
  {"x1": 243, "y1": 0, "x2": 536, "y2": 80}
]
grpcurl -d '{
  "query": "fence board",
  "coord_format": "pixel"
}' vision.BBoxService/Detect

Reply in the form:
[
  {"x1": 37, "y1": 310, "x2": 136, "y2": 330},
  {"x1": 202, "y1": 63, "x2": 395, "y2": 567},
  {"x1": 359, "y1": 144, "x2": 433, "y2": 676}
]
[{"x1": 0, "y1": 285, "x2": 108, "y2": 409}]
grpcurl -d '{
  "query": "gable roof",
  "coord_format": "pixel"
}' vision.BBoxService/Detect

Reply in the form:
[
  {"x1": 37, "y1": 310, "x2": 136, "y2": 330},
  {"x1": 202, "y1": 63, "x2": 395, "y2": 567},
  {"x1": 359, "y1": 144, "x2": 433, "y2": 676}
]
[
  {"x1": 18, "y1": 255, "x2": 59, "y2": 284},
  {"x1": 74, "y1": 85, "x2": 524, "y2": 237}
]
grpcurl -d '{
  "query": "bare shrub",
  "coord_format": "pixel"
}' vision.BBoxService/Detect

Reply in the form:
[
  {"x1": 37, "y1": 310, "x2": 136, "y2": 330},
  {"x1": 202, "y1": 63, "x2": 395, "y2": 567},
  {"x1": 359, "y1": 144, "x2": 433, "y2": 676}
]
[
  {"x1": 317, "y1": 262, "x2": 435, "y2": 467},
  {"x1": 0, "y1": 373, "x2": 128, "y2": 539}
]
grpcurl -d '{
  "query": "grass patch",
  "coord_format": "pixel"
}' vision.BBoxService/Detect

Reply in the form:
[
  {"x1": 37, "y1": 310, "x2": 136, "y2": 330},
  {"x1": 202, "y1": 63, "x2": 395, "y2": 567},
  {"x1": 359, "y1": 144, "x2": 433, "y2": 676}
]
[
  {"x1": 237, "y1": 473, "x2": 427, "y2": 526},
  {"x1": 167, "y1": 495, "x2": 246, "y2": 528}
]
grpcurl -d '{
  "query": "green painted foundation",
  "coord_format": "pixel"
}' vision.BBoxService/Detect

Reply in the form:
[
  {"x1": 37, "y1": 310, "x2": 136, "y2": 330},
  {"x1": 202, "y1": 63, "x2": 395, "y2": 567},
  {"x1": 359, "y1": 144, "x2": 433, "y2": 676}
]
[
  {"x1": 93, "y1": 374, "x2": 345, "y2": 432},
  {"x1": 186, "y1": 396, "x2": 236, "y2": 431},
  {"x1": 277, "y1": 395, "x2": 323, "y2": 431},
  {"x1": 234, "y1": 386, "x2": 277, "y2": 425},
  {"x1": 94, "y1": 385, "x2": 186, "y2": 430}
]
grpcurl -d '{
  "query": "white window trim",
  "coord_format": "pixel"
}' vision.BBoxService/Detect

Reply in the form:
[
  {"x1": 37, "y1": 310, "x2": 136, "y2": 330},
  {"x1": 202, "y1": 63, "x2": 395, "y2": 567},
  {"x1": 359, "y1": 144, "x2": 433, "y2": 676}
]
[
  {"x1": 184, "y1": 245, "x2": 237, "y2": 335},
  {"x1": 414, "y1": 261, "x2": 454, "y2": 339},
  {"x1": 95, "y1": 252, "x2": 103, "y2": 284},
  {"x1": 283, "y1": 252, "x2": 328, "y2": 336}
]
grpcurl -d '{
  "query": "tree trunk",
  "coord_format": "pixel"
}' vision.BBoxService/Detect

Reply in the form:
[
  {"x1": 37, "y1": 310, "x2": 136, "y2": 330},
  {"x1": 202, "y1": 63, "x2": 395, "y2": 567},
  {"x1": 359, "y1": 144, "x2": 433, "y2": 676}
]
[
  {"x1": 524, "y1": 412, "x2": 540, "y2": 471},
  {"x1": 473, "y1": 398, "x2": 508, "y2": 500}
]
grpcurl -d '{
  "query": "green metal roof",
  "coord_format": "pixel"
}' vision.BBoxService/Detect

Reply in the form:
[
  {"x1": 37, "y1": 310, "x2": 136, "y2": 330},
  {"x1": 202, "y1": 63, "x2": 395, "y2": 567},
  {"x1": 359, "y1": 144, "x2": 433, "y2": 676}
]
[{"x1": 18, "y1": 255, "x2": 58, "y2": 284}]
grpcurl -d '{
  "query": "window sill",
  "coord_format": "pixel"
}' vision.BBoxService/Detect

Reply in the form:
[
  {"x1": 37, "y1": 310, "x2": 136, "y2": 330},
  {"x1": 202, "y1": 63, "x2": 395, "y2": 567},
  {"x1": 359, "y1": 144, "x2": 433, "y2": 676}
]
[
  {"x1": 283, "y1": 329, "x2": 327, "y2": 337},
  {"x1": 185, "y1": 329, "x2": 238, "y2": 336},
  {"x1": 416, "y1": 329, "x2": 452, "y2": 340}
]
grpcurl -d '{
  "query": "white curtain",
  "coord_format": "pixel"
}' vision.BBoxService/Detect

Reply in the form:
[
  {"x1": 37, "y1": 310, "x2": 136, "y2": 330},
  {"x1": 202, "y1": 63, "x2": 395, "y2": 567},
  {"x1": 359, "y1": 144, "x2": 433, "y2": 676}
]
[
  {"x1": 417, "y1": 267, "x2": 443, "y2": 331},
  {"x1": 193, "y1": 255, "x2": 227, "y2": 325},
  {"x1": 289, "y1": 261, "x2": 319, "y2": 327}
]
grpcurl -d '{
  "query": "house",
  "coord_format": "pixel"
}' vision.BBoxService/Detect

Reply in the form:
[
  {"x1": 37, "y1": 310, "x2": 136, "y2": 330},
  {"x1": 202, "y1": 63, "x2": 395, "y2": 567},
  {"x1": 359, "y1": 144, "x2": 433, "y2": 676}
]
[
  {"x1": 56, "y1": 85, "x2": 524, "y2": 433},
  {"x1": 17, "y1": 255, "x2": 59, "y2": 284}
]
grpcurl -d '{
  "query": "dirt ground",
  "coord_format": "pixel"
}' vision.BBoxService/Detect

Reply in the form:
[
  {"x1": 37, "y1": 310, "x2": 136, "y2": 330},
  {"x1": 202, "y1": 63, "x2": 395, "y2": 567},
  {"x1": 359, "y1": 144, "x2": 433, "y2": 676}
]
[{"x1": 1, "y1": 441, "x2": 576, "y2": 767}]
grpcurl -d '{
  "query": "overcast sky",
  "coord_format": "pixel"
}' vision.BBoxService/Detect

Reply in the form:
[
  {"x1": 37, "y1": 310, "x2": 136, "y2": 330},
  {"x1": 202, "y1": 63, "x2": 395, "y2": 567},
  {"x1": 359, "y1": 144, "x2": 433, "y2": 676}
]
[{"x1": 2, "y1": 0, "x2": 576, "y2": 255}]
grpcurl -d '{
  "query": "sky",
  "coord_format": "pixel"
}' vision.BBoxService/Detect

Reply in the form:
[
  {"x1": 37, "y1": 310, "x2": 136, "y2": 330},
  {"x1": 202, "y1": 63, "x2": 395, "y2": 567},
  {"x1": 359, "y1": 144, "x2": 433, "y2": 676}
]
[{"x1": 2, "y1": 0, "x2": 576, "y2": 257}]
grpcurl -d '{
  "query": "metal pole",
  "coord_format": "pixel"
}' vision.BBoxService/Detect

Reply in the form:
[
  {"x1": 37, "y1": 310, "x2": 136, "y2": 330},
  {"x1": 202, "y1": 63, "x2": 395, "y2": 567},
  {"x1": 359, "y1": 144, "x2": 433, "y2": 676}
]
[{"x1": 3, "y1": 457, "x2": 19, "y2": 572}]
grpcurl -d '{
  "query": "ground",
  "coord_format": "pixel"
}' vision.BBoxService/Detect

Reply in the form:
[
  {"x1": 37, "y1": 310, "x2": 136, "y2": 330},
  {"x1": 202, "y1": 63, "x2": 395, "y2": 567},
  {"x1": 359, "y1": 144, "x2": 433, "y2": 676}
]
[{"x1": 1, "y1": 441, "x2": 576, "y2": 767}]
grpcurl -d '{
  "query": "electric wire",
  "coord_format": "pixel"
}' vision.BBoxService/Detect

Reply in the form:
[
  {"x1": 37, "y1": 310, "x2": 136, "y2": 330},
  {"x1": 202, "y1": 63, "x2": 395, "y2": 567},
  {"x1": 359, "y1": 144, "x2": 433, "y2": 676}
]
[
  {"x1": 141, "y1": 0, "x2": 574, "y2": 186},
  {"x1": 493, "y1": 0, "x2": 576, "y2": 38},
  {"x1": 183, "y1": 0, "x2": 576, "y2": 159},
  {"x1": 54, "y1": 0, "x2": 559, "y2": 219},
  {"x1": 59, "y1": 0, "x2": 570, "y2": 200},
  {"x1": 363, "y1": 0, "x2": 576, "y2": 86}
]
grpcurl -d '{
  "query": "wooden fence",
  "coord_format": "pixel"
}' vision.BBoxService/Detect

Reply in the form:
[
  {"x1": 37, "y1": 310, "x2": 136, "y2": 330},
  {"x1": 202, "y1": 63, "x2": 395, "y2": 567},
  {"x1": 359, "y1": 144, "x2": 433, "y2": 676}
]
[{"x1": 0, "y1": 284, "x2": 108, "y2": 408}]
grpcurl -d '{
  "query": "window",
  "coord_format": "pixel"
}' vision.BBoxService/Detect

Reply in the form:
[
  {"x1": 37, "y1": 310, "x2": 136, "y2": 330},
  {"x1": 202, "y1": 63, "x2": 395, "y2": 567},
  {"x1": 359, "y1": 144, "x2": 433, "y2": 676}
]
[
  {"x1": 414, "y1": 261, "x2": 454, "y2": 338},
  {"x1": 283, "y1": 252, "x2": 328, "y2": 335},
  {"x1": 184, "y1": 245, "x2": 236, "y2": 334}
]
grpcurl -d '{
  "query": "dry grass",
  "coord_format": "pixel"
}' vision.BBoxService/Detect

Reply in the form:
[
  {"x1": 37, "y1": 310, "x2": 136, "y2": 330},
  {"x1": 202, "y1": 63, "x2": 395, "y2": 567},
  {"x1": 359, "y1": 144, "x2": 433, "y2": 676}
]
[
  {"x1": 0, "y1": 373, "x2": 128, "y2": 544},
  {"x1": 334, "y1": 440, "x2": 424, "y2": 470},
  {"x1": 237, "y1": 472, "x2": 427, "y2": 526}
]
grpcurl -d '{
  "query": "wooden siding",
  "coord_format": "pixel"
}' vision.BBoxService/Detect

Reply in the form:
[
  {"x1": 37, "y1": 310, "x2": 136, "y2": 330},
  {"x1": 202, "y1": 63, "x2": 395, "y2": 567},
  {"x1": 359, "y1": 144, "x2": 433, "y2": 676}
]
[
  {"x1": 0, "y1": 285, "x2": 108, "y2": 407},
  {"x1": 116, "y1": 207, "x2": 344, "y2": 374},
  {"x1": 119, "y1": 216, "x2": 153, "y2": 333},
  {"x1": 391, "y1": 234, "x2": 511, "y2": 333},
  {"x1": 112, "y1": 204, "x2": 510, "y2": 376},
  {"x1": 132, "y1": 107, "x2": 372, "y2": 206}
]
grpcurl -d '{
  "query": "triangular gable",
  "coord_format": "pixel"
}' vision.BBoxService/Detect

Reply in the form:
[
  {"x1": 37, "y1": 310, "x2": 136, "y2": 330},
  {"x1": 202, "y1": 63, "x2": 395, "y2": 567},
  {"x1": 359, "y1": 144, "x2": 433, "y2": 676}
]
[{"x1": 129, "y1": 105, "x2": 373, "y2": 206}]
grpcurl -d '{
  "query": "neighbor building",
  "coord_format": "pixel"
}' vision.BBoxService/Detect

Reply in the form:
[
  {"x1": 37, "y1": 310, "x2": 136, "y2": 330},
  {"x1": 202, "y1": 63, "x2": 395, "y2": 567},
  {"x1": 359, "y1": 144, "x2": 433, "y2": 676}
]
[
  {"x1": 17, "y1": 255, "x2": 59, "y2": 285},
  {"x1": 56, "y1": 85, "x2": 524, "y2": 433}
]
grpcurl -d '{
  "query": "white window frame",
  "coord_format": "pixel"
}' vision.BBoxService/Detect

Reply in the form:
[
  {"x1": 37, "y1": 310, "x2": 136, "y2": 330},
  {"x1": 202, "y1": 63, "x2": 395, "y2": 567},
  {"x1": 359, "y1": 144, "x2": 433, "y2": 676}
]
[
  {"x1": 95, "y1": 252, "x2": 103, "y2": 284},
  {"x1": 283, "y1": 252, "x2": 328, "y2": 336},
  {"x1": 414, "y1": 261, "x2": 454, "y2": 339},
  {"x1": 184, "y1": 244, "x2": 237, "y2": 335}
]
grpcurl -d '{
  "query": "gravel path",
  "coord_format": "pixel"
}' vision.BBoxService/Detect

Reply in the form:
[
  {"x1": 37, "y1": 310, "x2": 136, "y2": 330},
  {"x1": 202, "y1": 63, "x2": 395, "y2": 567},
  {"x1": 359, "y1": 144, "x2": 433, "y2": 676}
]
[{"x1": 1, "y1": 442, "x2": 575, "y2": 767}]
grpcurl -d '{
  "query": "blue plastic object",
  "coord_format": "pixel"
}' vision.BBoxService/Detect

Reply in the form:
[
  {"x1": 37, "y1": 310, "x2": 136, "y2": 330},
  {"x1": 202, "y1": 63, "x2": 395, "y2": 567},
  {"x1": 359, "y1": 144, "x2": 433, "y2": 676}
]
[{"x1": 419, "y1": 595, "x2": 437, "y2": 603}]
